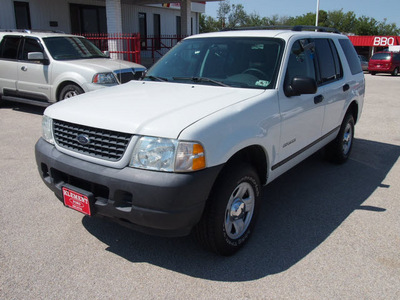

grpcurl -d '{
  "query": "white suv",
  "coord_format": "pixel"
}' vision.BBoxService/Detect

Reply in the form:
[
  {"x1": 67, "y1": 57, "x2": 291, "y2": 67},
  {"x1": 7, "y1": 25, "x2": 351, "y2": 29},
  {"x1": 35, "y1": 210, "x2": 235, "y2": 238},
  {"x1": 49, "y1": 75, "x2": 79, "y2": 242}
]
[
  {"x1": 0, "y1": 30, "x2": 146, "y2": 106},
  {"x1": 35, "y1": 27, "x2": 365, "y2": 255}
]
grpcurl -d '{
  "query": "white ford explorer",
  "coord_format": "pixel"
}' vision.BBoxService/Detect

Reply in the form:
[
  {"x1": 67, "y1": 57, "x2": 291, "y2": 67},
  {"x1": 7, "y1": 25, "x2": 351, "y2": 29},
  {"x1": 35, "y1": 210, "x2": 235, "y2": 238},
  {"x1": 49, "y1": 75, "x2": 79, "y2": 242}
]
[
  {"x1": 35, "y1": 26, "x2": 365, "y2": 255},
  {"x1": 0, "y1": 30, "x2": 146, "y2": 106}
]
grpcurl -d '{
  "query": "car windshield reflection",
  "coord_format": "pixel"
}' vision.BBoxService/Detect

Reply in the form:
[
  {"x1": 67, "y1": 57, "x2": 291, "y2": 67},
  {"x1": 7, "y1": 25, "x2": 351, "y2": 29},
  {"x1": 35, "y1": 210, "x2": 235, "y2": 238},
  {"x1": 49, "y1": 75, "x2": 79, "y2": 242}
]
[
  {"x1": 43, "y1": 37, "x2": 107, "y2": 60},
  {"x1": 145, "y1": 37, "x2": 284, "y2": 89}
]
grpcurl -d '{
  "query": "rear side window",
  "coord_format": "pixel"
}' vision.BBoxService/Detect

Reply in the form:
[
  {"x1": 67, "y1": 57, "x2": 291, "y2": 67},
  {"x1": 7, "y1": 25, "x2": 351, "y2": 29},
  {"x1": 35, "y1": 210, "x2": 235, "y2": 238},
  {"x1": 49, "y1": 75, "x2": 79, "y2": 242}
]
[
  {"x1": 0, "y1": 36, "x2": 21, "y2": 60},
  {"x1": 314, "y1": 38, "x2": 343, "y2": 84},
  {"x1": 339, "y1": 39, "x2": 363, "y2": 75}
]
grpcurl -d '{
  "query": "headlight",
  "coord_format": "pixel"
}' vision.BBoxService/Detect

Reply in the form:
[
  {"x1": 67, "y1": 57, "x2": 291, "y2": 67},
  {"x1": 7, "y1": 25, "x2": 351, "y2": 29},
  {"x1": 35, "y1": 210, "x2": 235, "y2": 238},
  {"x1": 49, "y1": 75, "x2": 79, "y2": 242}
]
[
  {"x1": 130, "y1": 137, "x2": 206, "y2": 172},
  {"x1": 92, "y1": 72, "x2": 117, "y2": 84},
  {"x1": 42, "y1": 115, "x2": 54, "y2": 144}
]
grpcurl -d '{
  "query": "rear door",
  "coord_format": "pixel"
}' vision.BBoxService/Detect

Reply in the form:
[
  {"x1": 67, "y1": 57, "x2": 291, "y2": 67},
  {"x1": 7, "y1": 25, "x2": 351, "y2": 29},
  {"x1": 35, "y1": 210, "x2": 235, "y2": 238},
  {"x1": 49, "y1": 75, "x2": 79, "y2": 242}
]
[
  {"x1": 0, "y1": 36, "x2": 21, "y2": 96},
  {"x1": 16, "y1": 37, "x2": 51, "y2": 102},
  {"x1": 313, "y1": 38, "x2": 347, "y2": 135}
]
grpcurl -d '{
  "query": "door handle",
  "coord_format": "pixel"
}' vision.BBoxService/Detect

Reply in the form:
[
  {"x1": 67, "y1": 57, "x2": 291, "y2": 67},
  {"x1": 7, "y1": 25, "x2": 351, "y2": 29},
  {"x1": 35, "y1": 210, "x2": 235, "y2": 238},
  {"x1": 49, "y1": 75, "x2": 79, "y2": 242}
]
[
  {"x1": 314, "y1": 95, "x2": 324, "y2": 104},
  {"x1": 343, "y1": 84, "x2": 350, "y2": 91},
  {"x1": 21, "y1": 66, "x2": 28, "y2": 71}
]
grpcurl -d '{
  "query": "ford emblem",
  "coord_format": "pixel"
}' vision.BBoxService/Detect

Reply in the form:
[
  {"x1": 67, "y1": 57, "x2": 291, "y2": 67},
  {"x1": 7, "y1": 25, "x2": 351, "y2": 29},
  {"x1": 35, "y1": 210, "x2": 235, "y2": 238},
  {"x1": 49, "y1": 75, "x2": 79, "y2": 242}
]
[{"x1": 77, "y1": 134, "x2": 90, "y2": 145}]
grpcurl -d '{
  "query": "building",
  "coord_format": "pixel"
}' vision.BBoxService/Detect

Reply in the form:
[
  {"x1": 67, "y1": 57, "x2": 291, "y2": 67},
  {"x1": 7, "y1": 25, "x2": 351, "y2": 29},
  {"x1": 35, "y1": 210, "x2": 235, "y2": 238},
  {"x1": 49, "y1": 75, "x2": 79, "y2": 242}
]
[
  {"x1": 1, "y1": 0, "x2": 222, "y2": 65},
  {"x1": 0, "y1": 0, "x2": 221, "y2": 37}
]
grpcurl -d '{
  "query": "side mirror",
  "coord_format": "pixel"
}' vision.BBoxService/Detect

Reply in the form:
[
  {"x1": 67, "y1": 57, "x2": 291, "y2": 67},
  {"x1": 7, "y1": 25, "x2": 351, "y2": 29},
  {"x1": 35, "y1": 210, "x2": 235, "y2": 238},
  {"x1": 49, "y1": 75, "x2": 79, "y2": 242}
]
[
  {"x1": 103, "y1": 51, "x2": 110, "y2": 58},
  {"x1": 284, "y1": 77, "x2": 317, "y2": 97},
  {"x1": 28, "y1": 52, "x2": 50, "y2": 65}
]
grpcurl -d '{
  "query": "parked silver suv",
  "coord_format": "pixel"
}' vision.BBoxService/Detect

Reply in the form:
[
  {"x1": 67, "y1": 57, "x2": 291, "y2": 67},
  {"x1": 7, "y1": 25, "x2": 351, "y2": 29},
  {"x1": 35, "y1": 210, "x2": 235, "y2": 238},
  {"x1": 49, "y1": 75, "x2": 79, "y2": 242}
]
[{"x1": 0, "y1": 30, "x2": 146, "y2": 106}]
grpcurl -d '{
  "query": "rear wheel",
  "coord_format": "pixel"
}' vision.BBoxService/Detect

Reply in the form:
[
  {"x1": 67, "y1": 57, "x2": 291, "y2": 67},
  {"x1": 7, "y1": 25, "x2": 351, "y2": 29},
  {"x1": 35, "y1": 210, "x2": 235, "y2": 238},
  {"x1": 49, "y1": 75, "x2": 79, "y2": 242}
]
[
  {"x1": 59, "y1": 84, "x2": 84, "y2": 100},
  {"x1": 194, "y1": 163, "x2": 261, "y2": 256},
  {"x1": 370, "y1": 72, "x2": 376, "y2": 75},
  {"x1": 324, "y1": 113, "x2": 355, "y2": 164}
]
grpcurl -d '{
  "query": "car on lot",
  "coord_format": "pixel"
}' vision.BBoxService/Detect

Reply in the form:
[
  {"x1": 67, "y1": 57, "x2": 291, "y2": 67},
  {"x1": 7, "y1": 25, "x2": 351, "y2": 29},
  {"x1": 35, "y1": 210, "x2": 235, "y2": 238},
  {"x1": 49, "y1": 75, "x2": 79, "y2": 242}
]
[
  {"x1": 358, "y1": 54, "x2": 369, "y2": 71},
  {"x1": 368, "y1": 51, "x2": 400, "y2": 76},
  {"x1": 35, "y1": 26, "x2": 365, "y2": 255},
  {"x1": 0, "y1": 30, "x2": 146, "y2": 106}
]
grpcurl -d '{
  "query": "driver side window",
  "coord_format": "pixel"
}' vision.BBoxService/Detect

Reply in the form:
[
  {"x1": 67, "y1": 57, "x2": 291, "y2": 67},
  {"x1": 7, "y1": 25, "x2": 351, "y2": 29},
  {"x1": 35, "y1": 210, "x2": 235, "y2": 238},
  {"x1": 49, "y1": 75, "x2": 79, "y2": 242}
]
[
  {"x1": 285, "y1": 39, "x2": 316, "y2": 84},
  {"x1": 21, "y1": 37, "x2": 43, "y2": 61}
]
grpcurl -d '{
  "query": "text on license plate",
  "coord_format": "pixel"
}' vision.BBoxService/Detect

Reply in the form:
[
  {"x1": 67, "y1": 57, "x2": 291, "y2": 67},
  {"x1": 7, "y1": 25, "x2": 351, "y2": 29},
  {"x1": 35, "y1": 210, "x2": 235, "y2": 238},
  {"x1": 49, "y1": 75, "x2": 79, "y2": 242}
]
[{"x1": 62, "y1": 187, "x2": 91, "y2": 215}]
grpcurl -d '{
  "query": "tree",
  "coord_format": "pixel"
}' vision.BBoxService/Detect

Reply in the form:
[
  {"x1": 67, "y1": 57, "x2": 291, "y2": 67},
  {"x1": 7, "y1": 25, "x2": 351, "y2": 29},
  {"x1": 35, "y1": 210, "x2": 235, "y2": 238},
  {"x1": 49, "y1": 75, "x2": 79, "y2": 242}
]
[
  {"x1": 199, "y1": 3, "x2": 400, "y2": 35},
  {"x1": 226, "y1": 4, "x2": 248, "y2": 28},
  {"x1": 326, "y1": 10, "x2": 357, "y2": 33},
  {"x1": 355, "y1": 16, "x2": 379, "y2": 35},
  {"x1": 199, "y1": 14, "x2": 219, "y2": 32},
  {"x1": 287, "y1": 11, "x2": 328, "y2": 27}
]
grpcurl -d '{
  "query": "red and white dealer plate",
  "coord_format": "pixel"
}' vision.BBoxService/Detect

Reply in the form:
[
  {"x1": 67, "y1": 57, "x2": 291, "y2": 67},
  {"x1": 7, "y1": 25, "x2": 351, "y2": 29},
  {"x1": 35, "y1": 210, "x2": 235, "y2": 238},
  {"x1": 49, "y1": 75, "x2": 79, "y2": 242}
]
[{"x1": 62, "y1": 186, "x2": 92, "y2": 216}]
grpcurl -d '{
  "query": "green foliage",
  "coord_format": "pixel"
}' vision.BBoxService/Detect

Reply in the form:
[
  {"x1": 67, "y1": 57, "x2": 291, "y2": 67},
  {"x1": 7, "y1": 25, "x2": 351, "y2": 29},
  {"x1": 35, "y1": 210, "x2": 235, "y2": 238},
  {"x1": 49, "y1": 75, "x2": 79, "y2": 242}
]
[{"x1": 200, "y1": 2, "x2": 400, "y2": 35}]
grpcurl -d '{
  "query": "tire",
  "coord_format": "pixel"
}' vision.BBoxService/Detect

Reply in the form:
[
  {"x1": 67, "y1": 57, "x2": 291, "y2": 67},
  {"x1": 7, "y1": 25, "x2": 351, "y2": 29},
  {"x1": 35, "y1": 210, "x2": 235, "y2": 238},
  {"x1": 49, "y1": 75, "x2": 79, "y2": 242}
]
[
  {"x1": 370, "y1": 72, "x2": 376, "y2": 75},
  {"x1": 324, "y1": 113, "x2": 355, "y2": 164},
  {"x1": 59, "y1": 84, "x2": 84, "y2": 100},
  {"x1": 194, "y1": 163, "x2": 261, "y2": 256},
  {"x1": 392, "y1": 67, "x2": 399, "y2": 76}
]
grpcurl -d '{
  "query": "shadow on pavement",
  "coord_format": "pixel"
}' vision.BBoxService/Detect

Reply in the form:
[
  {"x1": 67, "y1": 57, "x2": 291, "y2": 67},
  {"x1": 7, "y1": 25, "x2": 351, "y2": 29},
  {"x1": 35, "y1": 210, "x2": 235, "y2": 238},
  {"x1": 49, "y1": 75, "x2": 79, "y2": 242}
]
[
  {"x1": 82, "y1": 138, "x2": 400, "y2": 281},
  {"x1": 0, "y1": 100, "x2": 46, "y2": 115}
]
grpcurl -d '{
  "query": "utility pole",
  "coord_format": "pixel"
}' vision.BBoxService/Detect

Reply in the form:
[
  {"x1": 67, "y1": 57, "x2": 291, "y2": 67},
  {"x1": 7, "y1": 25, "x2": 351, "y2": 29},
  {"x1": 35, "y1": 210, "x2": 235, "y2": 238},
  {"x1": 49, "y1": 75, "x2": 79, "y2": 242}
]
[{"x1": 315, "y1": 0, "x2": 320, "y2": 27}]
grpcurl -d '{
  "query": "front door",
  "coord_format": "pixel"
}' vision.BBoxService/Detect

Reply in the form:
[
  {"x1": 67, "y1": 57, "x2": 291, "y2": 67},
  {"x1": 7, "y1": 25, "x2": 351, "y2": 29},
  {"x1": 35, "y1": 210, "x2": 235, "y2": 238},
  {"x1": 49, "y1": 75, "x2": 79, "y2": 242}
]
[
  {"x1": 277, "y1": 39, "x2": 324, "y2": 166},
  {"x1": 16, "y1": 37, "x2": 51, "y2": 102}
]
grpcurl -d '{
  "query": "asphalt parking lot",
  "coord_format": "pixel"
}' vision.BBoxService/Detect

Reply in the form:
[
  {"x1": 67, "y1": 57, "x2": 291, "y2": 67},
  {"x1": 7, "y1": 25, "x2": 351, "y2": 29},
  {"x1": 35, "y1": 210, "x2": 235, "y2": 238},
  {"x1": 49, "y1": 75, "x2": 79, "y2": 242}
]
[{"x1": 1, "y1": 74, "x2": 399, "y2": 299}]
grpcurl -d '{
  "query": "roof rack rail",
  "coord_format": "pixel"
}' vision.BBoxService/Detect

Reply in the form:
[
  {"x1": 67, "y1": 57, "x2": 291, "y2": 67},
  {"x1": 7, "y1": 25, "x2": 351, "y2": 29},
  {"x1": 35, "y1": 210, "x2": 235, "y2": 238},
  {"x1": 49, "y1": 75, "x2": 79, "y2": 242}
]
[
  {"x1": 221, "y1": 25, "x2": 292, "y2": 31},
  {"x1": 221, "y1": 25, "x2": 341, "y2": 34},
  {"x1": 292, "y1": 25, "x2": 341, "y2": 34}
]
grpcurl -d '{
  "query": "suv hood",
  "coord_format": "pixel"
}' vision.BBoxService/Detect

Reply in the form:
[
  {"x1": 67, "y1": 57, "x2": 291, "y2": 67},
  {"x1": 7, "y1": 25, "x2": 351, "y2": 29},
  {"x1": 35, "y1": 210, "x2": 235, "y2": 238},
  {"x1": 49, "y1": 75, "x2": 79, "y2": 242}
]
[
  {"x1": 61, "y1": 58, "x2": 145, "y2": 72},
  {"x1": 45, "y1": 81, "x2": 264, "y2": 138}
]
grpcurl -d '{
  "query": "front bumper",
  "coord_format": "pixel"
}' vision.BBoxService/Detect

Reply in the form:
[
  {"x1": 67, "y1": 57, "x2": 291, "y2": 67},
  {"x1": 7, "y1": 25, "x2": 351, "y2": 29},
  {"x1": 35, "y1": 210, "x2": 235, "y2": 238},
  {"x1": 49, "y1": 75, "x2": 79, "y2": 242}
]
[{"x1": 35, "y1": 138, "x2": 222, "y2": 237}]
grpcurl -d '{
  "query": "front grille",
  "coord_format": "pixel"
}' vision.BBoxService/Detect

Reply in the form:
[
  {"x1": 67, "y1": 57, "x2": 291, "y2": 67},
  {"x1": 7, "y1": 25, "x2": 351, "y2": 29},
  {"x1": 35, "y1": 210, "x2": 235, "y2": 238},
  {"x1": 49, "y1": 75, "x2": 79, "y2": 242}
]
[
  {"x1": 53, "y1": 119, "x2": 132, "y2": 161},
  {"x1": 116, "y1": 69, "x2": 145, "y2": 83}
]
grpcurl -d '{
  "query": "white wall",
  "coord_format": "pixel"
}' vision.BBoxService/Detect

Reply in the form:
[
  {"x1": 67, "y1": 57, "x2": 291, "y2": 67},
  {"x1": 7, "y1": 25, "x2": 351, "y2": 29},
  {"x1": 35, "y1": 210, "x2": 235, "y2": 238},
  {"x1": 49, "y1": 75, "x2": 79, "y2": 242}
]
[{"x1": 0, "y1": 0, "x2": 202, "y2": 35}]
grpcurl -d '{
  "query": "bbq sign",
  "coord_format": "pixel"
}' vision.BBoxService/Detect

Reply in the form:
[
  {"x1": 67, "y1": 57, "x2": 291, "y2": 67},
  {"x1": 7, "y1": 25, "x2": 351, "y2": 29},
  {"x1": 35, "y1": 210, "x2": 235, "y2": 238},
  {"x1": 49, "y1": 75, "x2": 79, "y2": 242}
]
[{"x1": 373, "y1": 37, "x2": 396, "y2": 46}]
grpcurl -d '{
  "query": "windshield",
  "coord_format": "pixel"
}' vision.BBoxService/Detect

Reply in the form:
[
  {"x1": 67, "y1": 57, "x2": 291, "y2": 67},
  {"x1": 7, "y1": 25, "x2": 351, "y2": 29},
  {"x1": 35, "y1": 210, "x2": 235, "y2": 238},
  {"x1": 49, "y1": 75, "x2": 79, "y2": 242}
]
[
  {"x1": 43, "y1": 36, "x2": 107, "y2": 60},
  {"x1": 145, "y1": 37, "x2": 284, "y2": 89}
]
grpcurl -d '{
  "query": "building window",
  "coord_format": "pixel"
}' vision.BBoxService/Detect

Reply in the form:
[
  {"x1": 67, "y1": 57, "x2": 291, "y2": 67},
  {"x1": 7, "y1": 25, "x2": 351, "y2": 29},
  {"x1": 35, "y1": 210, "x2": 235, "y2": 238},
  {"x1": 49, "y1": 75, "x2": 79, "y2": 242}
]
[
  {"x1": 176, "y1": 16, "x2": 181, "y2": 37},
  {"x1": 154, "y1": 14, "x2": 161, "y2": 50},
  {"x1": 139, "y1": 13, "x2": 147, "y2": 50},
  {"x1": 70, "y1": 4, "x2": 106, "y2": 34},
  {"x1": 14, "y1": 1, "x2": 31, "y2": 29}
]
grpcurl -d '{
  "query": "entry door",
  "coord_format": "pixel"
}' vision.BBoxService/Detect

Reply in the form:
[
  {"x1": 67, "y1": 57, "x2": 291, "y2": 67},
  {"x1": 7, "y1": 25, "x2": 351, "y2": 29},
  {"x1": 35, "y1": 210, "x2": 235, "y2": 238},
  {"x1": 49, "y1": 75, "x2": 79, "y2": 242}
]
[
  {"x1": 278, "y1": 39, "x2": 324, "y2": 163},
  {"x1": 17, "y1": 37, "x2": 51, "y2": 102}
]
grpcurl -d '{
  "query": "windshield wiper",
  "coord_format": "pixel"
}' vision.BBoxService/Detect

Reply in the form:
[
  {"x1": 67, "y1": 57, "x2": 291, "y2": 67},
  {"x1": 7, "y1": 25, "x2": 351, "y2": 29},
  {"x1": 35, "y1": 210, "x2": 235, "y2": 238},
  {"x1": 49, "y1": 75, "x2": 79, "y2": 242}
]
[
  {"x1": 173, "y1": 77, "x2": 229, "y2": 87},
  {"x1": 144, "y1": 75, "x2": 168, "y2": 82}
]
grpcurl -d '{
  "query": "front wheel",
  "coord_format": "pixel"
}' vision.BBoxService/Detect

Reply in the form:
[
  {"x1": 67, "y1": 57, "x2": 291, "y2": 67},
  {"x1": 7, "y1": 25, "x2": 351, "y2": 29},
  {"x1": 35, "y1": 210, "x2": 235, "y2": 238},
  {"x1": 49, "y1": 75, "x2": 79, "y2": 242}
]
[
  {"x1": 324, "y1": 113, "x2": 355, "y2": 164},
  {"x1": 194, "y1": 163, "x2": 261, "y2": 256},
  {"x1": 392, "y1": 67, "x2": 399, "y2": 76},
  {"x1": 59, "y1": 84, "x2": 84, "y2": 100}
]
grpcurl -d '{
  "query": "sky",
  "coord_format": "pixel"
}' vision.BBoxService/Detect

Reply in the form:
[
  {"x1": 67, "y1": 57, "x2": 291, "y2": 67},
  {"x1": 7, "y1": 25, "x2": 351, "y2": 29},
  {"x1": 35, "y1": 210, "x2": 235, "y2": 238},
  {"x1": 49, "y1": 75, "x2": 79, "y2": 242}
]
[{"x1": 205, "y1": 0, "x2": 399, "y2": 27}]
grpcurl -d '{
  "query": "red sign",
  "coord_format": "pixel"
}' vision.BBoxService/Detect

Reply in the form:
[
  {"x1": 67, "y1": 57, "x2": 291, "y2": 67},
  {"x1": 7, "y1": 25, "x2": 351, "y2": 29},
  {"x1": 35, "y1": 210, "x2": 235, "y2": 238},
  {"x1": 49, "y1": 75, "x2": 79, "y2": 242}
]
[
  {"x1": 62, "y1": 187, "x2": 91, "y2": 215},
  {"x1": 348, "y1": 36, "x2": 400, "y2": 47}
]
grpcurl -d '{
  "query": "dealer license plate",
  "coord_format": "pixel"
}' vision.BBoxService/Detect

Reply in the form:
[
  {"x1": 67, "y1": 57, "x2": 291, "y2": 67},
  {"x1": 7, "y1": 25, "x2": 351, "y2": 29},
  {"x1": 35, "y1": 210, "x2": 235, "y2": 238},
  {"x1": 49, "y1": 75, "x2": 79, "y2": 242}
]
[{"x1": 62, "y1": 186, "x2": 92, "y2": 216}]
